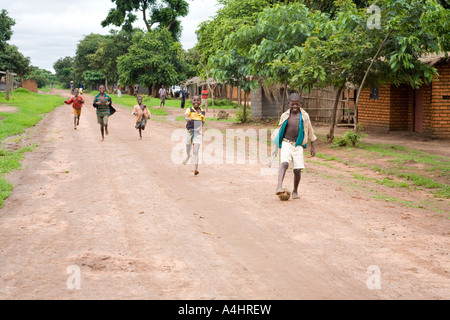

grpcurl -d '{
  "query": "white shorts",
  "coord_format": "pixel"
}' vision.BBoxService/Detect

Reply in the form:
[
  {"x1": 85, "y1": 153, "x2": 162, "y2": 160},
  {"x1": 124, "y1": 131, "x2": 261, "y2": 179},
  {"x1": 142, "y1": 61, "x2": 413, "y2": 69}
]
[
  {"x1": 280, "y1": 141, "x2": 305, "y2": 169},
  {"x1": 186, "y1": 128, "x2": 202, "y2": 145}
]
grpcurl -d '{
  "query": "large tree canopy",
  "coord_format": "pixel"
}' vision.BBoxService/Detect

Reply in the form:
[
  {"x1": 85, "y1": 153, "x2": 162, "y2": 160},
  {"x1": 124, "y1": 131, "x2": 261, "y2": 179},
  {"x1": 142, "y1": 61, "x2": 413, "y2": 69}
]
[
  {"x1": 0, "y1": 10, "x2": 15, "y2": 51},
  {"x1": 117, "y1": 28, "x2": 188, "y2": 93},
  {"x1": 53, "y1": 56, "x2": 75, "y2": 86},
  {"x1": 101, "y1": 0, "x2": 189, "y2": 40},
  {"x1": 0, "y1": 44, "x2": 31, "y2": 81}
]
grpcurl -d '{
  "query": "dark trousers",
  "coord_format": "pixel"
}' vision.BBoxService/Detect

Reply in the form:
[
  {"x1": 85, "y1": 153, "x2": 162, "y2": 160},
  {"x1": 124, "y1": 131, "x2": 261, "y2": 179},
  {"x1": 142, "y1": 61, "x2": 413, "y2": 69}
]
[{"x1": 181, "y1": 98, "x2": 185, "y2": 109}]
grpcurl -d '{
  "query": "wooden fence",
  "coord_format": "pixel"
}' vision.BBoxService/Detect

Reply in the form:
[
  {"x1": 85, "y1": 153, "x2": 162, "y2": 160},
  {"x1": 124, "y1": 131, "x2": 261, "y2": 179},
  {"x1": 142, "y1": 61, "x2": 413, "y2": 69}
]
[{"x1": 0, "y1": 70, "x2": 17, "y2": 101}]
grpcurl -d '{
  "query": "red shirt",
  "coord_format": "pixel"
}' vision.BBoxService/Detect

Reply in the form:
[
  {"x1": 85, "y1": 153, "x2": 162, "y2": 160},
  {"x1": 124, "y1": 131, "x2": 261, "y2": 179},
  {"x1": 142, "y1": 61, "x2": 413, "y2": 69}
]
[
  {"x1": 65, "y1": 96, "x2": 85, "y2": 109},
  {"x1": 201, "y1": 90, "x2": 208, "y2": 99}
]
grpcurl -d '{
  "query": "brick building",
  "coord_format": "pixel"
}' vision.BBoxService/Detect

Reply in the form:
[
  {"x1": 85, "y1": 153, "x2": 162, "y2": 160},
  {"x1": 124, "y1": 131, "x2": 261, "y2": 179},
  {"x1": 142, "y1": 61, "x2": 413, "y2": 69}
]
[{"x1": 358, "y1": 54, "x2": 450, "y2": 139}]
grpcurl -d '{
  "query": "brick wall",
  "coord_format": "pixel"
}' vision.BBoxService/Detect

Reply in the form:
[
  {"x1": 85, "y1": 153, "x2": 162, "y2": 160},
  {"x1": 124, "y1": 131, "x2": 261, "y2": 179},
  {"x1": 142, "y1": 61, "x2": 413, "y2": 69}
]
[
  {"x1": 389, "y1": 84, "x2": 410, "y2": 131},
  {"x1": 21, "y1": 79, "x2": 38, "y2": 93},
  {"x1": 358, "y1": 85, "x2": 391, "y2": 133},
  {"x1": 429, "y1": 63, "x2": 450, "y2": 138},
  {"x1": 251, "y1": 87, "x2": 282, "y2": 119}
]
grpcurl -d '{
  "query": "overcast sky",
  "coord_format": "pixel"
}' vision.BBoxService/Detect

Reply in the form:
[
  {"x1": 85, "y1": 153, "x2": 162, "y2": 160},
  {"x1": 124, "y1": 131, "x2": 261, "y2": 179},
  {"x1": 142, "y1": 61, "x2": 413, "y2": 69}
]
[{"x1": 1, "y1": 0, "x2": 221, "y2": 73}]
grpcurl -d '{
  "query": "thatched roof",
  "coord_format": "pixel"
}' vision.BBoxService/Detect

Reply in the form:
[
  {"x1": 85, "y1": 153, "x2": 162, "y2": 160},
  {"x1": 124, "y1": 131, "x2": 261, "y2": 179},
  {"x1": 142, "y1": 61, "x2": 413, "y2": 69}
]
[{"x1": 419, "y1": 52, "x2": 450, "y2": 66}]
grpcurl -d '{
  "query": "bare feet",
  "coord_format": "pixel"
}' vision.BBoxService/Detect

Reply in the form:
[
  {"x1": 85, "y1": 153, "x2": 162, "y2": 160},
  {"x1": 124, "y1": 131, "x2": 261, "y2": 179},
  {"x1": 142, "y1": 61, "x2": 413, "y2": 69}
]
[
  {"x1": 276, "y1": 187, "x2": 285, "y2": 195},
  {"x1": 292, "y1": 191, "x2": 300, "y2": 200}
]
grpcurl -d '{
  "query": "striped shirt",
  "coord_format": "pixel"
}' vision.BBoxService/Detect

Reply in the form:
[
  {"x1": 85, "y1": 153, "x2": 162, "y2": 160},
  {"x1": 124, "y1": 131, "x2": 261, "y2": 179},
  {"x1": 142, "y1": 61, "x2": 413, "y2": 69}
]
[{"x1": 93, "y1": 93, "x2": 112, "y2": 117}]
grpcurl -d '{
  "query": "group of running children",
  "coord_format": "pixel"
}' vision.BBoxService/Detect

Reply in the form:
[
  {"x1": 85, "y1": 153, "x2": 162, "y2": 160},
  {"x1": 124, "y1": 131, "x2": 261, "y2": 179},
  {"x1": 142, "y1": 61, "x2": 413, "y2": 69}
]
[{"x1": 64, "y1": 87, "x2": 316, "y2": 200}]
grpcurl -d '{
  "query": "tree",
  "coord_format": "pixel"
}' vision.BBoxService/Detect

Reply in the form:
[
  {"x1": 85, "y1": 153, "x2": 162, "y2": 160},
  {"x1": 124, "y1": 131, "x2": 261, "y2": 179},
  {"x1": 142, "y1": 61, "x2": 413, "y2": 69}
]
[
  {"x1": 87, "y1": 30, "x2": 133, "y2": 91},
  {"x1": 73, "y1": 34, "x2": 106, "y2": 86},
  {"x1": 0, "y1": 44, "x2": 31, "y2": 83},
  {"x1": 101, "y1": 0, "x2": 189, "y2": 40},
  {"x1": 196, "y1": 0, "x2": 283, "y2": 120},
  {"x1": 26, "y1": 67, "x2": 56, "y2": 88},
  {"x1": 53, "y1": 56, "x2": 75, "y2": 87},
  {"x1": 228, "y1": 2, "x2": 329, "y2": 112},
  {"x1": 0, "y1": 10, "x2": 15, "y2": 51},
  {"x1": 117, "y1": 29, "x2": 187, "y2": 96},
  {"x1": 293, "y1": 0, "x2": 450, "y2": 140}
]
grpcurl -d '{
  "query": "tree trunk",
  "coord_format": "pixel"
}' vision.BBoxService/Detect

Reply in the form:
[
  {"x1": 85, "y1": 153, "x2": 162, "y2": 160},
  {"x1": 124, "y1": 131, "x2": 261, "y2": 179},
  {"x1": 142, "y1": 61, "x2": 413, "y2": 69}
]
[
  {"x1": 105, "y1": 75, "x2": 109, "y2": 93},
  {"x1": 354, "y1": 29, "x2": 394, "y2": 132},
  {"x1": 243, "y1": 91, "x2": 248, "y2": 123},
  {"x1": 229, "y1": 85, "x2": 233, "y2": 105},
  {"x1": 281, "y1": 82, "x2": 288, "y2": 113},
  {"x1": 210, "y1": 84, "x2": 216, "y2": 117},
  {"x1": 6, "y1": 70, "x2": 11, "y2": 101},
  {"x1": 327, "y1": 85, "x2": 345, "y2": 143},
  {"x1": 238, "y1": 87, "x2": 241, "y2": 108}
]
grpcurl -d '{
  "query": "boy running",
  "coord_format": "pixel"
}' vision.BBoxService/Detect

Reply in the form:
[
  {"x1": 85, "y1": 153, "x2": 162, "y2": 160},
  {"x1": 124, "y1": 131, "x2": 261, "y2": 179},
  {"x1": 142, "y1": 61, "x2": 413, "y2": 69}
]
[
  {"x1": 183, "y1": 95, "x2": 205, "y2": 176},
  {"x1": 93, "y1": 85, "x2": 112, "y2": 141},
  {"x1": 64, "y1": 89, "x2": 85, "y2": 130},
  {"x1": 132, "y1": 96, "x2": 151, "y2": 140}
]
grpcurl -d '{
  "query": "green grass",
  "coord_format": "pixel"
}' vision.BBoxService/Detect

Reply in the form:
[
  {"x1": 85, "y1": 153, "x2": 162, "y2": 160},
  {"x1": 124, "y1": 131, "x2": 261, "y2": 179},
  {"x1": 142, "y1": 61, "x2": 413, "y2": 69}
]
[
  {"x1": 0, "y1": 89, "x2": 63, "y2": 142},
  {"x1": 175, "y1": 115, "x2": 239, "y2": 123},
  {"x1": 0, "y1": 89, "x2": 60, "y2": 208},
  {"x1": 315, "y1": 139, "x2": 449, "y2": 199},
  {"x1": 89, "y1": 91, "x2": 238, "y2": 110},
  {"x1": 90, "y1": 91, "x2": 185, "y2": 109}
]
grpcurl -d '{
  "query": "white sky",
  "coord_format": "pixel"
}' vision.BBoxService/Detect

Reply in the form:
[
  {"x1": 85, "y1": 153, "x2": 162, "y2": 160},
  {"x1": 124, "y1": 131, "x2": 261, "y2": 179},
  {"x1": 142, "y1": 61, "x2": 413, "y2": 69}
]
[{"x1": 1, "y1": 0, "x2": 221, "y2": 73}]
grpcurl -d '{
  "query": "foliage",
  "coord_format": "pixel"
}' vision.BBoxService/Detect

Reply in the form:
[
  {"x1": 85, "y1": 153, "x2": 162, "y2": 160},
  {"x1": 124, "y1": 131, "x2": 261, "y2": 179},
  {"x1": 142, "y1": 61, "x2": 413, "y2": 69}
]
[
  {"x1": 0, "y1": 9, "x2": 15, "y2": 51},
  {"x1": 0, "y1": 44, "x2": 31, "y2": 79},
  {"x1": 234, "y1": 107, "x2": 252, "y2": 123},
  {"x1": 101, "y1": 0, "x2": 189, "y2": 40},
  {"x1": 26, "y1": 67, "x2": 56, "y2": 88},
  {"x1": 87, "y1": 30, "x2": 133, "y2": 89},
  {"x1": 117, "y1": 29, "x2": 187, "y2": 90},
  {"x1": 53, "y1": 56, "x2": 75, "y2": 87},
  {"x1": 73, "y1": 34, "x2": 106, "y2": 85}
]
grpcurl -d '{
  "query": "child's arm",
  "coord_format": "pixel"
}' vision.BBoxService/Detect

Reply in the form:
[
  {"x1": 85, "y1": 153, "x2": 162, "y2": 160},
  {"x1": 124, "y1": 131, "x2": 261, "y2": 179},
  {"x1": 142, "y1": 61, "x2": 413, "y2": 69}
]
[{"x1": 64, "y1": 98, "x2": 74, "y2": 105}]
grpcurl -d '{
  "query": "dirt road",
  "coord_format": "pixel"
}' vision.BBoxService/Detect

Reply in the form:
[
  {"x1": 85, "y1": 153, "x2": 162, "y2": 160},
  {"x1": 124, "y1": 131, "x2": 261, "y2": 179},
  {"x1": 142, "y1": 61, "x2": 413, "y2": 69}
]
[{"x1": 0, "y1": 90, "x2": 448, "y2": 300}]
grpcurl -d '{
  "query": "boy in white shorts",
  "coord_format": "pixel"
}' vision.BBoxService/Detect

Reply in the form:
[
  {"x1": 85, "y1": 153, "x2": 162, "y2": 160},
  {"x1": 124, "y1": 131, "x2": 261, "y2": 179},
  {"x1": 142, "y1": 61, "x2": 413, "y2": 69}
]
[
  {"x1": 183, "y1": 95, "x2": 205, "y2": 176},
  {"x1": 274, "y1": 93, "x2": 317, "y2": 199}
]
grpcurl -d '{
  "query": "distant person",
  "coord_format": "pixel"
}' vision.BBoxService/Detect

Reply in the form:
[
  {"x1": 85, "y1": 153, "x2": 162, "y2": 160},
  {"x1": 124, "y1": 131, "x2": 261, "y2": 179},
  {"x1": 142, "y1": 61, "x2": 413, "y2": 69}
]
[
  {"x1": 180, "y1": 87, "x2": 186, "y2": 109},
  {"x1": 79, "y1": 83, "x2": 84, "y2": 95},
  {"x1": 93, "y1": 85, "x2": 112, "y2": 141},
  {"x1": 183, "y1": 95, "x2": 205, "y2": 176},
  {"x1": 274, "y1": 93, "x2": 317, "y2": 200},
  {"x1": 64, "y1": 88, "x2": 85, "y2": 130},
  {"x1": 70, "y1": 81, "x2": 74, "y2": 94},
  {"x1": 117, "y1": 84, "x2": 122, "y2": 98},
  {"x1": 201, "y1": 85, "x2": 209, "y2": 112},
  {"x1": 159, "y1": 85, "x2": 167, "y2": 108},
  {"x1": 132, "y1": 96, "x2": 151, "y2": 140}
]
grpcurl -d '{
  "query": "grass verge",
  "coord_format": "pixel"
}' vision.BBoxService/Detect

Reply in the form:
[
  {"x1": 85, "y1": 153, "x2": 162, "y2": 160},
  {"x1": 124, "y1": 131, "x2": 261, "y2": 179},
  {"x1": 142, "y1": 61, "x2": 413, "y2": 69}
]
[{"x1": 0, "y1": 89, "x2": 61, "y2": 208}]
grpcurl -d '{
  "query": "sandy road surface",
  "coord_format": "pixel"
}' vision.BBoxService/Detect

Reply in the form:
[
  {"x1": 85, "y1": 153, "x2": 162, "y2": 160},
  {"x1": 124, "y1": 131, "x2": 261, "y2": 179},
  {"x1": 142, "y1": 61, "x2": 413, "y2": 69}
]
[{"x1": 0, "y1": 90, "x2": 448, "y2": 300}]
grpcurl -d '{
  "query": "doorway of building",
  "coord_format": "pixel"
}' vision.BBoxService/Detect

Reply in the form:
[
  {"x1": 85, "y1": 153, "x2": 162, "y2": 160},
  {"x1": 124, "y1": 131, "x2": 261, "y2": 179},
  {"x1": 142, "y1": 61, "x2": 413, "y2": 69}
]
[{"x1": 414, "y1": 87, "x2": 424, "y2": 133}]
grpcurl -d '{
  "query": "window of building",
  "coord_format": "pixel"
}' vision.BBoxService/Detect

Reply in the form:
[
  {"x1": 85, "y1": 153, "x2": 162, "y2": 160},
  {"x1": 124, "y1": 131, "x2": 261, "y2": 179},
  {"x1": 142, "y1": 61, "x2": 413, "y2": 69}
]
[{"x1": 370, "y1": 86, "x2": 379, "y2": 100}]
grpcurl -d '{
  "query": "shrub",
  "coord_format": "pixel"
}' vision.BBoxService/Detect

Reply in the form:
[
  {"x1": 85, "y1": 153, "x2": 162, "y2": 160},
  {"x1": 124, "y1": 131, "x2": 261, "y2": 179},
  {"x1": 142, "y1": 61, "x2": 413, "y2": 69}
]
[
  {"x1": 332, "y1": 129, "x2": 366, "y2": 148},
  {"x1": 235, "y1": 108, "x2": 252, "y2": 123}
]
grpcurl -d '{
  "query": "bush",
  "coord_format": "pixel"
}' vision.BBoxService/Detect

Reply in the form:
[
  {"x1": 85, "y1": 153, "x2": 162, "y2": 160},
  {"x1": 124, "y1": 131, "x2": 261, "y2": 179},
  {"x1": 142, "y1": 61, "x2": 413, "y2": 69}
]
[
  {"x1": 235, "y1": 108, "x2": 252, "y2": 123},
  {"x1": 333, "y1": 128, "x2": 366, "y2": 148},
  {"x1": 13, "y1": 88, "x2": 30, "y2": 94}
]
